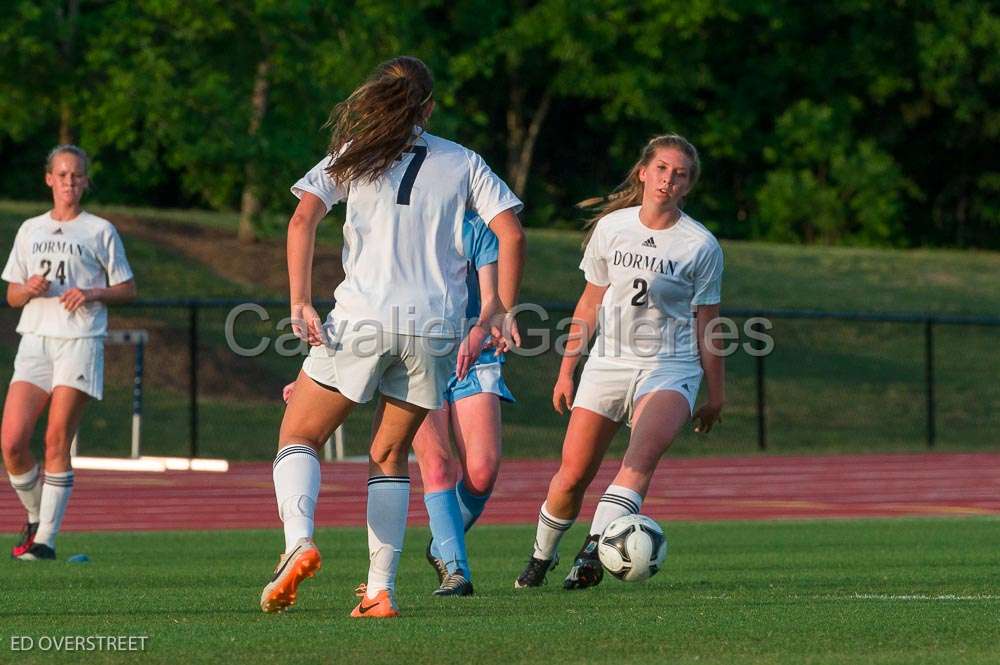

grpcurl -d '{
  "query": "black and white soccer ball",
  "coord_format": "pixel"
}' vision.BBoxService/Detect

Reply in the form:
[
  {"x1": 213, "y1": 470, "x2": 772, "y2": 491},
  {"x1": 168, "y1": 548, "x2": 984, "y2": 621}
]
[{"x1": 598, "y1": 514, "x2": 668, "y2": 582}]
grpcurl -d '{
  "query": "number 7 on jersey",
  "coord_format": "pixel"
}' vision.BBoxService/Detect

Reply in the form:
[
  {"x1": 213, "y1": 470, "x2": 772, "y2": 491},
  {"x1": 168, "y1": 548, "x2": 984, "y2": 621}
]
[{"x1": 396, "y1": 146, "x2": 427, "y2": 205}]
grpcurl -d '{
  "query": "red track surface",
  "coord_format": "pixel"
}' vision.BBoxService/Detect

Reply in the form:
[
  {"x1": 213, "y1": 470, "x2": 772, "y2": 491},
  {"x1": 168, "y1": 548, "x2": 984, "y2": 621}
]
[{"x1": 2, "y1": 452, "x2": 998, "y2": 532}]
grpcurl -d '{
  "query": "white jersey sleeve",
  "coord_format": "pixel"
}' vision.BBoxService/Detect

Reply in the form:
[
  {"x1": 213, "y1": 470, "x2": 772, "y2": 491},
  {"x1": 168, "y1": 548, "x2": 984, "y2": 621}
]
[
  {"x1": 691, "y1": 240, "x2": 723, "y2": 306},
  {"x1": 465, "y1": 150, "x2": 523, "y2": 226},
  {"x1": 291, "y1": 156, "x2": 347, "y2": 213},
  {"x1": 579, "y1": 223, "x2": 611, "y2": 287},
  {"x1": 2, "y1": 225, "x2": 30, "y2": 284},
  {"x1": 99, "y1": 225, "x2": 134, "y2": 286}
]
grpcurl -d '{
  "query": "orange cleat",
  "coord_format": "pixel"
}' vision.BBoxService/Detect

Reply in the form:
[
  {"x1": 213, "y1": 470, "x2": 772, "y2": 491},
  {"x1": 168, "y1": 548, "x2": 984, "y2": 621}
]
[
  {"x1": 260, "y1": 538, "x2": 322, "y2": 613},
  {"x1": 350, "y1": 583, "x2": 400, "y2": 618}
]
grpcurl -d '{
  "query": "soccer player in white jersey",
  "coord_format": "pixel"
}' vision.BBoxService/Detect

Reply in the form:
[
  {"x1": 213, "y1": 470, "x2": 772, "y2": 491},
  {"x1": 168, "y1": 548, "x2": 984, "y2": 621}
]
[
  {"x1": 259, "y1": 56, "x2": 525, "y2": 618},
  {"x1": 280, "y1": 212, "x2": 515, "y2": 598},
  {"x1": 514, "y1": 135, "x2": 724, "y2": 589},
  {"x1": 2, "y1": 145, "x2": 136, "y2": 561}
]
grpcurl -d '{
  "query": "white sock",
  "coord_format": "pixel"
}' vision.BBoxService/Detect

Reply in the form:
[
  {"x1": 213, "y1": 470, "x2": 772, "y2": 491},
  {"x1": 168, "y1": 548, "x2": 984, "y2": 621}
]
[
  {"x1": 589, "y1": 484, "x2": 643, "y2": 537},
  {"x1": 365, "y1": 475, "x2": 410, "y2": 599},
  {"x1": 532, "y1": 502, "x2": 573, "y2": 561},
  {"x1": 34, "y1": 470, "x2": 74, "y2": 548},
  {"x1": 272, "y1": 444, "x2": 320, "y2": 553},
  {"x1": 9, "y1": 464, "x2": 42, "y2": 523}
]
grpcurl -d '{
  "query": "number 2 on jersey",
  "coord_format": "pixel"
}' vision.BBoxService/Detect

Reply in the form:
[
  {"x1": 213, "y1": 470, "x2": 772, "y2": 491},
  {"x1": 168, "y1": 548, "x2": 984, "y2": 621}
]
[
  {"x1": 631, "y1": 278, "x2": 649, "y2": 306},
  {"x1": 396, "y1": 145, "x2": 427, "y2": 205},
  {"x1": 40, "y1": 259, "x2": 67, "y2": 286}
]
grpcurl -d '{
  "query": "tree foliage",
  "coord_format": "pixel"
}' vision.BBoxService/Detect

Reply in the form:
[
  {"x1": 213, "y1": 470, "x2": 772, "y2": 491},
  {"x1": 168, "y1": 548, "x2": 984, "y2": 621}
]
[{"x1": 0, "y1": 0, "x2": 997, "y2": 248}]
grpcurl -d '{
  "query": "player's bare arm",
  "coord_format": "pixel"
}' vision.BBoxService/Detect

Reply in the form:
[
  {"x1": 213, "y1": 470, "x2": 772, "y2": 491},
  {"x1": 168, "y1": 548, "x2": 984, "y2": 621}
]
[
  {"x1": 693, "y1": 303, "x2": 725, "y2": 433},
  {"x1": 553, "y1": 281, "x2": 607, "y2": 414},
  {"x1": 489, "y1": 209, "x2": 526, "y2": 347},
  {"x1": 6, "y1": 275, "x2": 50, "y2": 308},
  {"x1": 286, "y1": 192, "x2": 327, "y2": 346},
  {"x1": 59, "y1": 278, "x2": 136, "y2": 312}
]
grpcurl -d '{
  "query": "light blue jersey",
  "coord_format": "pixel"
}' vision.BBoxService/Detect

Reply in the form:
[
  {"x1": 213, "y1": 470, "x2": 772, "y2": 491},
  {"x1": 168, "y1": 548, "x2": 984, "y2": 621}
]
[
  {"x1": 462, "y1": 211, "x2": 499, "y2": 322},
  {"x1": 447, "y1": 212, "x2": 514, "y2": 404}
]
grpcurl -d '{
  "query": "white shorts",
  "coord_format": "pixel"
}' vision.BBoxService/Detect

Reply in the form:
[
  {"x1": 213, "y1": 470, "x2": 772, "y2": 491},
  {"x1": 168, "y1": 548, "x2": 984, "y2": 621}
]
[
  {"x1": 11, "y1": 333, "x2": 104, "y2": 400},
  {"x1": 572, "y1": 355, "x2": 702, "y2": 425},
  {"x1": 302, "y1": 328, "x2": 458, "y2": 410}
]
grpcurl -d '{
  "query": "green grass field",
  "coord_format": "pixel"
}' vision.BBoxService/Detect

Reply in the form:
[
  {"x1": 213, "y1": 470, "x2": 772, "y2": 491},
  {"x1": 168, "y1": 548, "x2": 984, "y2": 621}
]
[
  {"x1": 1, "y1": 201, "x2": 998, "y2": 460},
  {"x1": 2, "y1": 519, "x2": 998, "y2": 664}
]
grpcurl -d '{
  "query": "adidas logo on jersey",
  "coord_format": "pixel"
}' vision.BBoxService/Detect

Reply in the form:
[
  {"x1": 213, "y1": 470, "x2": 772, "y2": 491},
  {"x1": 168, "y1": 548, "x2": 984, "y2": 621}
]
[
  {"x1": 53, "y1": 228, "x2": 64, "y2": 235},
  {"x1": 641, "y1": 237, "x2": 656, "y2": 248}
]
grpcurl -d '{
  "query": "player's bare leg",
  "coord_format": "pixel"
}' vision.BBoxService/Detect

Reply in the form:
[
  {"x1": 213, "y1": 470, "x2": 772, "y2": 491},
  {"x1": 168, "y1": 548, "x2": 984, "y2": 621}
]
[
  {"x1": 2, "y1": 382, "x2": 51, "y2": 558},
  {"x1": 411, "y1": 405, "x2": 459, "y2": 587},
  {"x1": 261, "y1": 370, "x2": 356, "y2": 613},
  {"x1": 352, "y1": 396, "x2": 428, "y2": 618},
  {"x1": 516, "y1": 408, "x2": 619, "y2": 588},
  {"x1": 452, "y1": 392, "x2": 502, "y2": 499},
  {"x1": 22, "y1": 386, "x2": 89, "y2": 560},
  {"x1": 563, "y1": 390, "x2": 691, "y2": 588},
  {"x1": 613, "y1": 390, "x2": 691, "y2": 496}
]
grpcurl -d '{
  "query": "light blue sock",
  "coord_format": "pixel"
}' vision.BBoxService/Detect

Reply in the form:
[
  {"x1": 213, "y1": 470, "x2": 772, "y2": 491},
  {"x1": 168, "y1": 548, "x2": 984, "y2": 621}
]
[
  {"x1": 456, "y1": 480, "x2": 491, "y2": 531},
  {"x1": 424, "y1": 488, "x2": 469, "y2": 577},
  {"x1": 430, "y1": 481, "x2": 493, "y2": 559}
]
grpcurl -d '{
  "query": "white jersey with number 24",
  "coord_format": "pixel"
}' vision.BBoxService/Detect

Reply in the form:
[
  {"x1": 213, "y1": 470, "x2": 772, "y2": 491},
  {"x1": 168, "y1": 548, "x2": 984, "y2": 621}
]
[{"x1": 2, "y1": 211, "x2": 134, "y2": 339}]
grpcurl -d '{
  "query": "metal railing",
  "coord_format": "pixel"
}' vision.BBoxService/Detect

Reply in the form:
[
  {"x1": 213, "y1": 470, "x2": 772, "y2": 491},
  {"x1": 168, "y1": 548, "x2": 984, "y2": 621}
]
[{"x1": 4, "y1": 298, "x2": 999, "y2": 456}]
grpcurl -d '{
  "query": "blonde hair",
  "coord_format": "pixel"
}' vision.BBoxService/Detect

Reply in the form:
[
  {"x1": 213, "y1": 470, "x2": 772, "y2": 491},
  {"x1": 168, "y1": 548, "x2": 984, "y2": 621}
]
[
  {"x1": 46, "y1": 144, "x2": 90, "y2": 174},
  {"x1": 579, "y1": 134, "x2": 699, "y2": 246},
  {"x1": 324, "y1": 56, "x2": 434, "y2": 188}
]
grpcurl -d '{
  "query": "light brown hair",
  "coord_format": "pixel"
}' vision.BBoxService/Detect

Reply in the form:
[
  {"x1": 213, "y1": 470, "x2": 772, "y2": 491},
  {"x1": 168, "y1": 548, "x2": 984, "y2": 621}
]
[
  {"x1": 580, "y1": 134, "x2": 700, "y2": 247},
  {"x1": 324, "y1": 56, "x2": 434, "y2": 188},
  {"x1": 46, "y1": 144, "x2": 90, "y2": 174}
]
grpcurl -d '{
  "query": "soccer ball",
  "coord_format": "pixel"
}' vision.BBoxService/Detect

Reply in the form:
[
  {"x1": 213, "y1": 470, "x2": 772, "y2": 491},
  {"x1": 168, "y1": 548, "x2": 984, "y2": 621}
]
[{"x1": 598, "y1": 514, "x2": 668, "y2": 582}]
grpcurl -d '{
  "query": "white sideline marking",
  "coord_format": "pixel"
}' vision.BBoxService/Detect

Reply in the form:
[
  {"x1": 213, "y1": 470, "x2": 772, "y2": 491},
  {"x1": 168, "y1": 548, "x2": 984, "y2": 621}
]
[
  {"x1": 693, "y1": 593, "x2": 999, "y2": 602},
  {"x1": 71, "y1": 456, "x2": 166, "y2": 472},
  {"x1": 142, "y1": 456, "x2": 229, "y2": 473},
  {"x1": 850, "y1": 593, "x2": 999, "y2": 601},
  {"x1": 70, "y1": 456, "x2": 230, "y2": 473}
]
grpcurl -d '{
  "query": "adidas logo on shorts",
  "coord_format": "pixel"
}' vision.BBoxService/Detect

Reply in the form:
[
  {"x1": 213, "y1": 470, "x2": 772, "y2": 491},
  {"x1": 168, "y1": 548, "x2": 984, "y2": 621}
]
[
  {"x1": 76, "y1": 374, "x2": 86, "y2": 382},
  {"x1": 641, "y1": 237, "x2": 656, "y2": 248}
]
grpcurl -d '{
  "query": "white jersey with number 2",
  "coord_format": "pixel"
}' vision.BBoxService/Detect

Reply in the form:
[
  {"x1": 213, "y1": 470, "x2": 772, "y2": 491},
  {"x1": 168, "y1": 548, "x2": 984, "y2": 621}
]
[
  {"x1": 292, "y1": 130, "x2": 523, "y2": 339},
  {"x1": 2, "y1": 211, "x2": 134, "y2": 339},
  {"x1": 580, "y1": 206, "x2": 723, "y2": 366}
]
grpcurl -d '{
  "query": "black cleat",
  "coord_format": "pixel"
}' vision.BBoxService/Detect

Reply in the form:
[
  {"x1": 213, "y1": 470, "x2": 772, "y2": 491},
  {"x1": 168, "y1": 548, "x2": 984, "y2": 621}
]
[
  {"x1": 425, "y1": 539, "x2": 449, "y2": 586},
  {"x1": 514, "y1": 554, "x2": 558, "y2": 589},
  {"x1": 16, "y1": 542, "x2": 56, "y2": 561},
  {"x1": 432, "y1": 570, "x2": 474, "y2": 597},
  {"x1": 11, "y1": 521, "x2": 39, "y2": 559},
  {"x1": 563, "y1": 534, "x2": 603, "y2": 590}
]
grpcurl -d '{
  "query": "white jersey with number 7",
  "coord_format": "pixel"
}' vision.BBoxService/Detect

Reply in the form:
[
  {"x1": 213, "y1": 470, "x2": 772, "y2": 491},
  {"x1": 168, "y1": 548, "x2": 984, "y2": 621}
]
[{"x1": 292, "y1": 130, "x2": 523, "y2": 339}]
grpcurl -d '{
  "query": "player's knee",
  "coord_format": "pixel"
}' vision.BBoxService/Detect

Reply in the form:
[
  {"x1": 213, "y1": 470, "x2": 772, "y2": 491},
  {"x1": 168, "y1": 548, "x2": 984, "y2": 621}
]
[
  {"x1": 44, "y1": 428, "x2": 73, "y2": 453},
  {"x1": 421, "y1": 454, "x2": 453, "y2": 489},
  {"x1": 369, "y1": 440, "x2": 408, "y2": 466},
  {"x1": 42, "y1": 443, "x2": 71, "y2": 469},
  {"x1": 464, "y1": 459, "x2": 498, "y2": 495},
  {"x1": 551, "y1": 468, "x2": 588, "y2": 500},
  {"x1": 1, "y1": 434, "x2": 31, "y2": 467}
]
